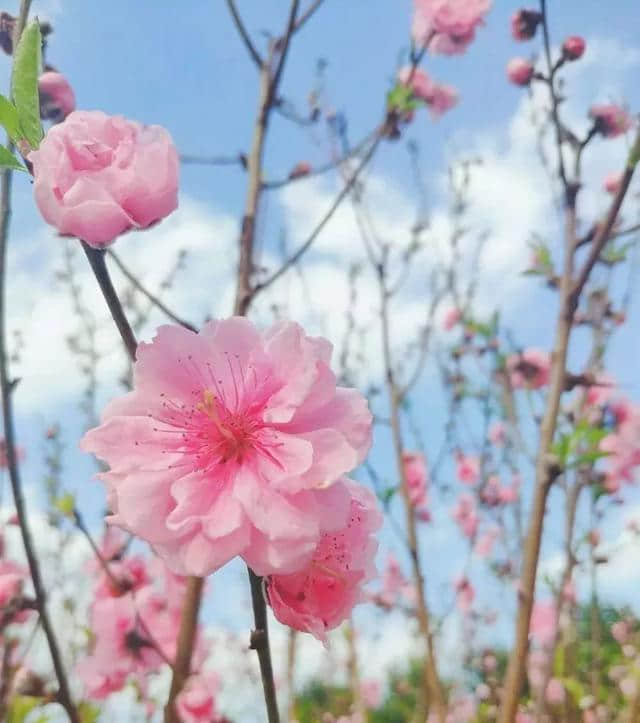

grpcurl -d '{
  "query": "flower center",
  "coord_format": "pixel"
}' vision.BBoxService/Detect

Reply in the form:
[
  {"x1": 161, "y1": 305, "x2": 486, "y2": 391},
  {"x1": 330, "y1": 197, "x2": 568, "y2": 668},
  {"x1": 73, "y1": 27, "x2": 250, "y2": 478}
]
[{"x1": 196, "y1": 389, "x2": 257, "y2": 464}]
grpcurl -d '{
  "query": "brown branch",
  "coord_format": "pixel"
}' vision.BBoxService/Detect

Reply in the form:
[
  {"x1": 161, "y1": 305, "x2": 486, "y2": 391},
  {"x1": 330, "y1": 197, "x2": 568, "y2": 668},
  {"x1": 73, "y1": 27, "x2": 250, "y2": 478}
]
[
  {"x1": 107, "y1": 249, "x2": 198, "y2": 332},
  {"x1": 225, "y1": 0, "x2": 263, "y2": 69},
  {"x1": 292, "y1": 0, "x2": 325, "y2": 33},
  {"x1": 498, "y1": 80, "x2": 640, "y2": 723},
  {"x1": 378, "y1": 263, "x2": 446, "y2": 722},
  {"x1": 0, "y1": 5, "x2": 79, "y2": 721},
  {"x1": 248, "y1": 570, "x2": 279, "y2": 723},
  {"x1": 164, "y1": 576, "x2": 205, "y2": 722},
  {"x1": 180, "y1": 152, "x2": 247, "y2": 168}
]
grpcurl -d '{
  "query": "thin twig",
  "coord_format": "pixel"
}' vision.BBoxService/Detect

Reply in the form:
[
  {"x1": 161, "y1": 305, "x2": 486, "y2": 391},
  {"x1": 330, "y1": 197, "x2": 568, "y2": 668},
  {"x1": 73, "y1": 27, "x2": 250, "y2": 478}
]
[
  {"x1": 107, "y1": 249, "x2": 198, "y2": 332},
  {"x1": 180, "y1": 153, "x2": 246, "y2": 168},
  {"x1": 253, "y1": 132, "x2": 382, "y2": 297},
  {"x1": 292, "y1": 0, "x2": 325, "y2": 33},
  {"x1": 225, "y1": 0, "x2": 263, "y2": 68}
]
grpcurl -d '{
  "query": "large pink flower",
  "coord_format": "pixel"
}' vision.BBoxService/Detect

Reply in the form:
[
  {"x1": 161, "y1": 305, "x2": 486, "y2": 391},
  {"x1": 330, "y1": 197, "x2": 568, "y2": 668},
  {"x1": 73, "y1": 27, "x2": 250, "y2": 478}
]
[
  {"x1": 81, "y1": 319, "x2": 372, "y2": 577},
  {"x1": 413, "y1": 0, "x2": 491, "y2": 55},
  {"x1": 29, "y1": 110, "x2": 179, "y2": 248},
  {"x1": 266, "y1": 479, "x2": 381, "y2": 642}
]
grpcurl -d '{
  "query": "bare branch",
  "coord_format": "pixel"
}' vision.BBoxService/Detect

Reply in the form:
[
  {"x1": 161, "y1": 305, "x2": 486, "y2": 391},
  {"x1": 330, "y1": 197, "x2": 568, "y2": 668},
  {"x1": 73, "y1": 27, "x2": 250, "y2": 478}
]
[{"x1": 225, "y1": 0, "x2": 263, "y2": 68}]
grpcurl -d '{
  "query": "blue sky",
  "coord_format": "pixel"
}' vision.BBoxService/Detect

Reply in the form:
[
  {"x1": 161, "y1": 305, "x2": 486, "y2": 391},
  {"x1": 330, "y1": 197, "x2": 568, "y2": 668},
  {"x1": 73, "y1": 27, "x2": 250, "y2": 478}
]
[{"x1": 1, "y1": 0, "x2": 640, "y2": 719}]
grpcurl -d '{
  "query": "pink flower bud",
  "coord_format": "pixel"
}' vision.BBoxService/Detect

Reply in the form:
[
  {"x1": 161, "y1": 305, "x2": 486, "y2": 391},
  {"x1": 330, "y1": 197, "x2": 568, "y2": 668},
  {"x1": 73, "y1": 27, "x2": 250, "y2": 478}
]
[
  {"x1": 38, "y1": 71, "x2": 76, "y2": 122},
  {"x1": 562, "y1": 36, "x2": 585, "y2": 61},
  {"x1": 29, "y1": 110, "x2": 179, "y2": 248},
  {"x1": 507, "y1": 57, "x2": 534, "y2": 86},
  {"x1": 511, "y1": 9, "x2": 542, "y2": 41},
  {"x1": 288, "y1": 161, "x2": 312, "y2": 179},
  {"x1": 603, "y1": 171, "x2": 623, "y2": 195}
]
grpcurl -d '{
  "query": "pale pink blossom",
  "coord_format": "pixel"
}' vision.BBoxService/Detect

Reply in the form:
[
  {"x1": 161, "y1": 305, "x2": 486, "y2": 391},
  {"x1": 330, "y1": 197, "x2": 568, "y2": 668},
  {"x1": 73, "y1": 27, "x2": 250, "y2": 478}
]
[
  {"x1": 562, "y1": 578, "x2": 577, "y2": 605},
  {"x1": 511, "y1": 9, "x2": 542, "y2": 41},
  {"x1": 451, "y1": 493, "x2": 478, "y2": 538},
  {"x1": 81, "y1": 319, "x2": 372, "y2": 577},
  {"x1": 527, "y1": 648, "x2": 548, "y2": 690},
  {"x1": 454, "y1": 576, "x2": 475, "y2": 614},
  {"x1": 397, "y1": 67, "x2": 458, "y2": 118},
  {"x1": 507, "y1": 57, "x2": 534, "y2": 86},
  {"x1": 76, "y1": 594, "x2": 166, "y2": 698},
  {"x1": 600, "y1": 402, "x2": 640, "y2": 491},
  {"x1": 529, "y1": 600, "x2": 556, "y2": 647},
  {"x1": 474, "y1": 525, "x2": 500, "y2": 558},
  {"x1": 480, "y1": 475, "x2": 501, "y2": 506},
  {"x1": 488, "y1": 421, "x2": 506, "y2": 446},
  {"x1": 620, "y1": 676, "x2": 638, "y2": 698},
  {"x1": 38, "y1": 71, "x2": 75, "y2": 121},
  {"x1": 30, "y1": 110, "x2": 179, "y2": 248},
  {"x1": 562, "y1": 36, "x2": 585, "y2": 60},
  {"x1": 376, "y1": 553, "x2": 407, "y2": 607},
  {"x1": 585, "y1": 373, "x2": 615, "y2": 407},
  {"x1": 507, "y1": 348, "x2": 550, "y2": 389},
  {"x1": 442, "y1": 307, "x2": 462, "y2": 330},
  {"x1": 176, "y1": 673, "x2": 223, "y2": 723},
  {"x1": 475, "y1": 683, "x2": 490, "y2": 700},
  {"x1": 545, "y1": 678, "x2": 565, "y2": 705},
  {"x1": 589, "y1": 104, "x2": 633, "y2": 138},
  {"x1": 92, "y1": 554, "x2": 149, "y2": 599},
  {"x1": 0, "y1": 559, "x2": 29, "y2": 624},
  {"x1": 360, "y1": 679, "x2": 382, "y2": 709},
  {"x1": 456, "y1": 453, "x2": 480, "y2": 485},
  {"x1": 498, "y1": 477, "x2": 520, "y2": 505},
  {"x1": 402, "y1": 451, "x2": 429, "y2": 509},
  {"x1": 266, "y1": 479, "x2": 381, "y2": 642},
  {"x1": 611, "y1": 620, "x2": 631, "y2": 644},
  {"x1": 603, "y1": 171, "x2": 623, "y2": 195},
  {"x1": 413, "y1": 0, "x2": 491, "y2": 55}
]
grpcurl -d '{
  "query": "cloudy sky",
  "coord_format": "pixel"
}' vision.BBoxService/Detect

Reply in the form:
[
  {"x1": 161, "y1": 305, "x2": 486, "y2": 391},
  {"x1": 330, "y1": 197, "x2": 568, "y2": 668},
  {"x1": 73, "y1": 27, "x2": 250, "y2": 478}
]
[{"x1": 1, "y1": 0, "x2": 640, "y2": 720}]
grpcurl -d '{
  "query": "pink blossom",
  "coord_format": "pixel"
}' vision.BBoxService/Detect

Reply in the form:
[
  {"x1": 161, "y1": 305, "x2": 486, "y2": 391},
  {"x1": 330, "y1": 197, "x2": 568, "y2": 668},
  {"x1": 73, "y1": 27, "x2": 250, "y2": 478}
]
[
  {"x1": 413, "y1": 0, "x2": 491, "y2": 55},
  {"x1": 81, "y1": 319, "x2": 372, "y2": 577},
  {"x1": 474, "y1": 525, "x2": 500, "y2": 558},
  {"x1": 0, "y1": 559, "x2": 29, "y2": 624},
  {"x1": 545, "y1": 678, "x2": 565, "y2": 705},
  {"x1": 507, "y1": 57, "x2": 534, "y2": 86},
  {"x1": 402, "y1": 451, "x2": 429, "y2": 511},
  {"x1": 562, "y1": 578, "x2": 577, "y2": 605},
  {"x1": 527, "y1": 648, "x2": 548, "y2": 690},
  {"x1": 510, "y1": 9, "x2": 542, "y2": 41},
  {"x1": 454, "y1": 576, "x2": 475, "y2": 614},
  {"x1": 620, "y1": 676, "x2": 637, "y2": 698},
  {"x1": 529, "y1": 600, "x2": 556, "y2": 647},
  {"x1": 442, "y1": 307, "x2": 462, "y2": 330},
  {"x1": 92, "y1": 554, "x2": 149, "y2": 599},
  {"x1": 562, "y1": 36, "x2": 585, "y2": 61},
  {"x1": 360, "y1": 679, "x2": 382, "y2": 709},
  {"x1": 30, "y1": 110, "x2": 179, "y2": 248},
  {"x1": 585, "y1": 373, "x2": 615, "y2": 407},
  {"x1": 498, "y1": 477, "x2": 520, "y2": 505},
  {"x1": 456, "y1": 453, "x2": 480, "y2": 485},
  {"x1": 376, "y1": 553, "x2": 409, "y2": 608},
  {"x1": 482, "y1": 652, "x2": 497, "y2": 672},
  {"x1": 475, "y1": 683, "x2": 490, "y2": 700},
  {"x1": 603, "y1": 171, "x2": 623, "y2": 195},
  {"x1": 38, "y1": 71, "x2": 75, "y2": 121},
  {"x1": 480, "y1": 475, "x2": 501, "y2": 506},
  {"x1": 507, "y1": 349, "x2": 550, "y2": 389},
  {"x1": 600, "y1": 402, "x2": 640, "y2": 490},
  {"x1": 589, "y1": 104, "x2": 633, "y2": 138},
  {"x1": 397, "y1": 67, "x2": 458, "y2": 118},
  {"x1": 451, "y1": 493, "x2": 478, "y2": 538},
  {"x1": 611, "y1": 620, "x2": 631, "y2": 644},
  {"x1": 488, "y1": 421, "x2": 506, "y2": 446},
  {"x1": 176, "y1": 673, "x2": 223, "y2": 723},
  {"x1": 77, "y1": 594, "x2": 166, "y2": 698},
  {"x1": 515, "y1": 712, "x2": 534, "y2": 723},
  {"x1": 266, "y1": 479, "x2": 381, "y2": 642}
]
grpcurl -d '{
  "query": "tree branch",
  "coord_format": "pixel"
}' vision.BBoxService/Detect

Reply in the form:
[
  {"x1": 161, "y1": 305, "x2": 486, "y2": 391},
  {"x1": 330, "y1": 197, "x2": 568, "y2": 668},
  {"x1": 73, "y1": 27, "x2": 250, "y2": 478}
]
[{"x1": 225, "y1": 0, "x2": 263, "y2": 69}]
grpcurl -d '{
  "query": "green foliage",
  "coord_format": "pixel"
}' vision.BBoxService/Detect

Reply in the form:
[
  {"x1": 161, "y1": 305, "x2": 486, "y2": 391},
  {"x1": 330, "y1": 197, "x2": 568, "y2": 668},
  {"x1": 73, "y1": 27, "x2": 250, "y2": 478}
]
[
  {"x1": 78, "y1": 701, "x2": 100, "y2": 723},
  {"x1": 293, "y1": 680, "x2": 353, "y2": 722},
  {"x1": 551, "y1": 419, "x2": 609, "y2": 469},
  {"x1": 0, "y1": 143, "x2": 26, "y2": 171},
  {"x1": 6, "y1": 696, "x2": 45, "y2": 723},
  {"x1": 53, "y1": 491, "x2": 76, "y2": 518},
  {"x1": 11, "y1": 19, "x2": 43, "y2": 150},
  {"x1": 0, "y1": 94, "x2": 23, "y2": 143},
  {"x1": 386, "y1": 84, "x2": 422, "y2": 114}
]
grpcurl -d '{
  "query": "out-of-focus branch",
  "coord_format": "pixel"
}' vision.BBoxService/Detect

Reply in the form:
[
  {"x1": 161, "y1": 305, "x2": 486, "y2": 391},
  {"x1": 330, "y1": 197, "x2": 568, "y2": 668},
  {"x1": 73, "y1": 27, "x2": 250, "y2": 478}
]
[
  {"x1": 180, "y1": 152, "x2": 247, "y2": 168},
  {"x1": 225, "y1": 0, "x2": 263, "y2": 68},
  {"x1": 107, "y1": 249, "x2": 198, "y2": 332},
  {"x1": 292, "y1": 0, "x2": 325, "y2": 33}
]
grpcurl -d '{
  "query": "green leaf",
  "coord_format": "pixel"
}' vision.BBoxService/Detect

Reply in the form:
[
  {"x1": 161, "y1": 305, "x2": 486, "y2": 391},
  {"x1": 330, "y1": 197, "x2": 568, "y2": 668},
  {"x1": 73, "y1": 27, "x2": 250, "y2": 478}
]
[
  {"x1": 0, "y1": 94, "x2": 21, "y2": 143},
  {"x1": 0, "y1": 144, "x2": 26, "y2": 172},
  {"x1": 562, "y1": 677, "x2": 584, "y2": 705},
  {"x1": 6, "y1": 695, "x2": 44, "y2": 723},
  {"x1": 11, "y1": 19, "x2": 43, "y2": 150},
  {"x1": 53, "y1": 491, "x2": 75, "y2": 517},
  {"x1": 78, "y1": 701, "x2": 100, "y2": 723},
  {"x1": 386, "y1": 83, "x2": 422, "y2": 114}
]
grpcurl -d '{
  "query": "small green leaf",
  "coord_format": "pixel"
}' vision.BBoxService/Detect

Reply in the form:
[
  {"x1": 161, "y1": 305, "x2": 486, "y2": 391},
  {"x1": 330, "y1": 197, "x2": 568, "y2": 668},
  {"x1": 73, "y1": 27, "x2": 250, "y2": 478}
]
[
  {"x1": 53, "y1": 491, "x2": 75, "y2": 517},
  {"x1": 6, "y1": 695, "x2": 44, "y2": 723},
  {"x1": 0, "y1": 95, "x2": 21, "y2": 143},
  {"x1": 0, "y1": 144, "x2": 26, "y2": 172},
  {"x1": 11, "y1": 19, "x2": 43, "y2": 150},
  {"x1": 78, "y1": 701, "x2": 100, "y2": 723},
  {"x1": 387, "y1": 83, "x2": 422, "y2": 113}
]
